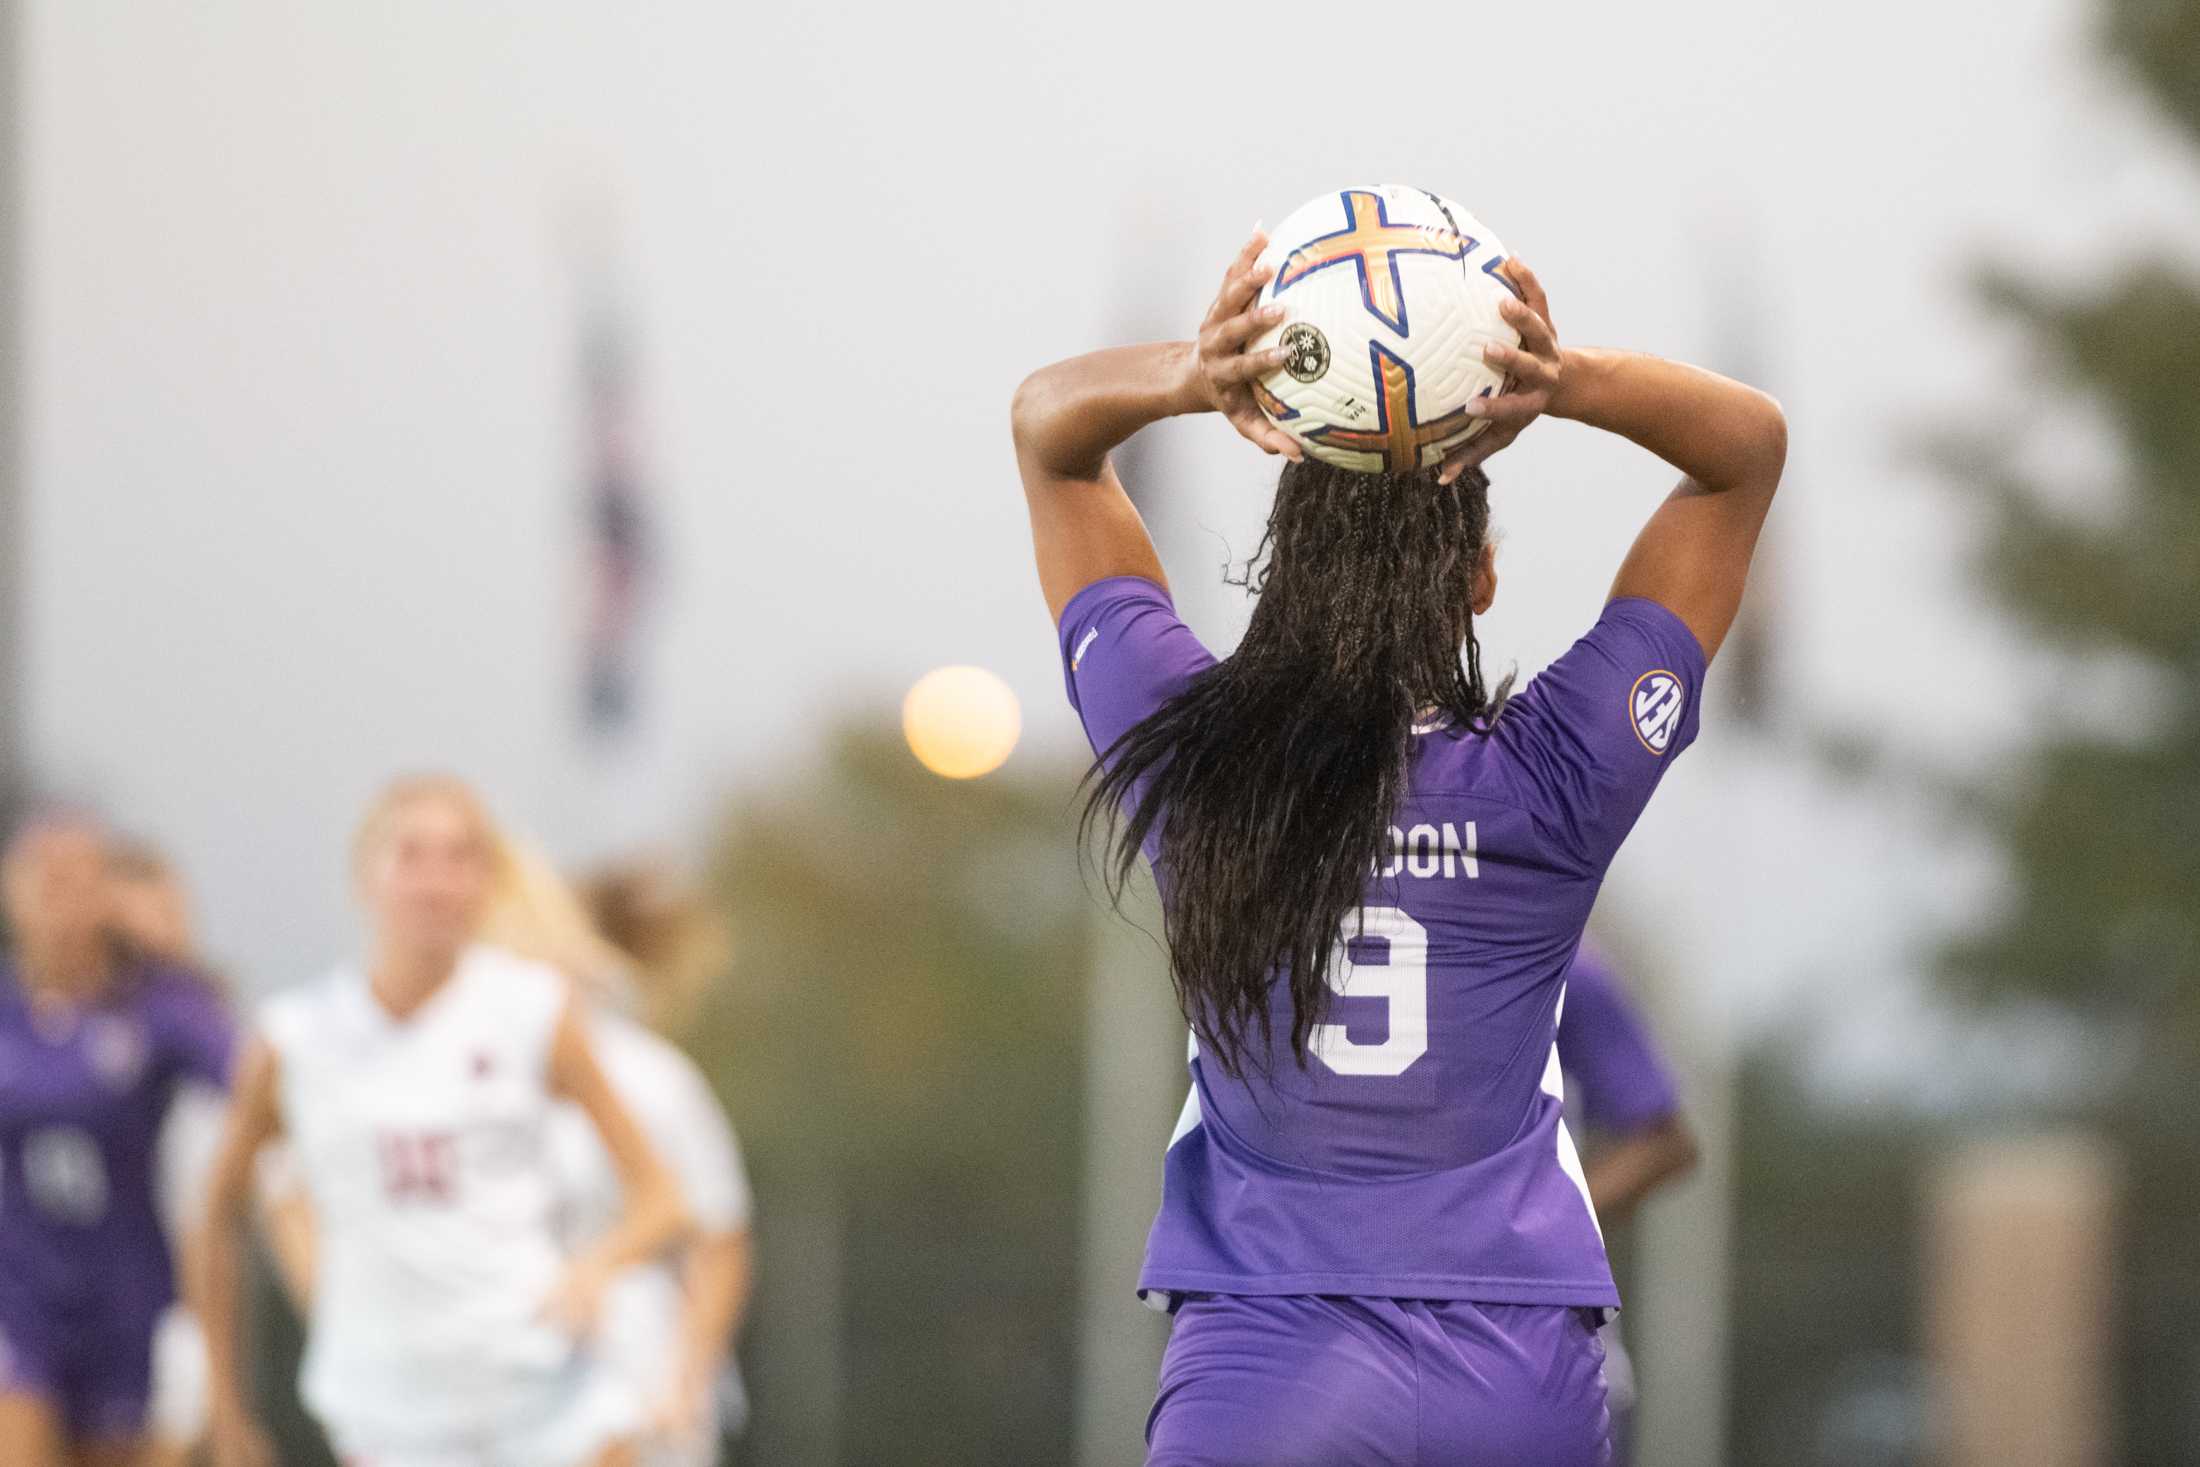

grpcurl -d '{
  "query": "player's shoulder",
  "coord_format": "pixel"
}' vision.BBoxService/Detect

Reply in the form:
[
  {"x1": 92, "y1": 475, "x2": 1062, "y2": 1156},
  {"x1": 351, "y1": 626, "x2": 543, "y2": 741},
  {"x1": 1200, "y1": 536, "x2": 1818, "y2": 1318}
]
[
  {"x1": 592, "y1": 1008, "x2": 712, "y2": 1103},
  {"x1": 1058, "y1": 575, "x2": 1204, "y2": 663},
  {"x1": 256, "y1": 968, "x2": 353, "y2": 1053},
  {"x1": 1484, "y1": 596, "x2": 1706, "y2": 778},
  {"x1": 1511, "y1": 597, "x2": 1705, "y2": 720},
  {"x1": 1057, "y1": 574, "x2": 1218, "y2": 737},
  {"x1": 458, "y1": 944, "x2": 574, "y2": 1015},
  {"x1": 1057, "y1": 572, "x2": 1177, "y2": 631}
]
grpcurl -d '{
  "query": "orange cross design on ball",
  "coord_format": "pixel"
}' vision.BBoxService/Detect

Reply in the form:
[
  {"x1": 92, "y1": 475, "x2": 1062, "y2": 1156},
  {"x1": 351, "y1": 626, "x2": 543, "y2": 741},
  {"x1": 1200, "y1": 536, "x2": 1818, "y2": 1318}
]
[
  {"x1": 1308, "y1": 342, "x2": 1481, "y2": 476},
  {"x1": 1272, "y1": 189, "x2": 1473, "y2": 337}
]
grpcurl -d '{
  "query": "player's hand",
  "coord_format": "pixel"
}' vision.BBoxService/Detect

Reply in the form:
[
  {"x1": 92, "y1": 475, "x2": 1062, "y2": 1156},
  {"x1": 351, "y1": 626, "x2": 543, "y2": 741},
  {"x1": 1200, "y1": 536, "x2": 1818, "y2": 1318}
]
[
  {"x1": 540, "y1": 1255, "x2": 613, "y2": 1336},
  {"x1": 209, "y1": 1400, "x2": 276, "y2": 1467},
  {"x1": 1439, "y1": 258, "x2": 1562, "y2": 483},
  {"x1": 1192, "y1": 230, "x2": 1304, "y2": 461},
  {"x1": 650, "y1": 1357, "x2": 715, "y2": 1441}
]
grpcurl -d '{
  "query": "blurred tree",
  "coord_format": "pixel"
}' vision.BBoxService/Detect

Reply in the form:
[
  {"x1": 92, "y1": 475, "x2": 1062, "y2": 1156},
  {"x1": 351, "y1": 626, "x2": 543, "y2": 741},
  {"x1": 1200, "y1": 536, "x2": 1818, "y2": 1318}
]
[
  {"x1": 1934, "y1": 0, "x2": 2200, "y2": 1048},
  {"x1": 691, "y1": 722, "x2": 1097, "y2": 1467},
  {"x1": 1920, "y1": 0, "x2": 2200, "y2": 1453}
]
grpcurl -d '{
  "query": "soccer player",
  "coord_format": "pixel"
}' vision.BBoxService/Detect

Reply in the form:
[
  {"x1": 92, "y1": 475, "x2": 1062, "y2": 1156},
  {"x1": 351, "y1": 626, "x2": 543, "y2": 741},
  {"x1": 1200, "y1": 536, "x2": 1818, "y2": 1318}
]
[
  {"x1": 1556, "y1": 945, "x2": 1700, "y2": 1463},
  {"x1": 486, "y1": 845, "x2": 755, "y2": 1467},
  {"x1": 1013, "y1": 235, "x2": 1784, "y2": 1464},
  {"x1": 0, "y1": 813, "x2": 236, "y2": 1467},
  {"x1": 546, "y1": 982, "x2": 754, "y2": 1467},
  {"x1": 192, "y1": 775, "x2": 688, "y2": 1467}
]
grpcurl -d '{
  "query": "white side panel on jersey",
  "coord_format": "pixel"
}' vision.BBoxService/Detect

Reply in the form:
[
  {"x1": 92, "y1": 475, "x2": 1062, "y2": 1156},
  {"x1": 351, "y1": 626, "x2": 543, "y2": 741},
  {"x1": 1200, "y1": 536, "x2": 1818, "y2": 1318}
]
[
  {"x1": 1167, "y1": 1030, "x2": 1202, "y2": 1149},
  {"x1": 1541, "y1": 983, "x2": 1604, "y2": 1242}
]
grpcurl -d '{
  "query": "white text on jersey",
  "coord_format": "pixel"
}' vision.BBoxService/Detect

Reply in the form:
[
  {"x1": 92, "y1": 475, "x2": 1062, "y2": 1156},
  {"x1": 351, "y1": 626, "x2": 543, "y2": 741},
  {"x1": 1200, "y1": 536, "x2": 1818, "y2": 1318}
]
[{"x1": 1375, "y1": 821, "x2": 1479, "y2": 881}]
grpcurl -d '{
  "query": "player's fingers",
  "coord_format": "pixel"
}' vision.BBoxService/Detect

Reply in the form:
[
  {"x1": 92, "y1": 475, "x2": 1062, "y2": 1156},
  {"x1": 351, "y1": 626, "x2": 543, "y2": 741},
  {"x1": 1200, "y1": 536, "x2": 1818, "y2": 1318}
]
[
  {"x1": 1480, "y1": 340, "x2": 1555, "y2": 389},
  {"x1": 1442, "y1": 424, "x2": 1520, "y2": 479},
  {"x1": 1464, "y1": 389, "x2": 1545, "y2": 426},
  {"x1": 1212, "y1": 300, "x2": 1284, "y2": 353},
  {"x1": 1201, "y1": 306, "x2": 1267, "y2": 362},
  {"x1": 1501, "y1": 257, "x2": 1555, "y2": 335},
  {"x1": 1206, "y1": 231, "x2": 1268, "y2": 318},
  {"x1": 1224, "y1": 404, "x2": 1286, "y2": 455},
  {"x1": 1217, "y1": 262, "x2": 1274, "y2": 325},
  {"x1": 1498, "y1": 296, "x2": 1559, "y2": 362},
  {"x1": 1213, "y1": 344, "x2": 1286, "y2": 383},
  {"x1": 1225, "y1": 228, "x2": 1266, "y2": 287}
]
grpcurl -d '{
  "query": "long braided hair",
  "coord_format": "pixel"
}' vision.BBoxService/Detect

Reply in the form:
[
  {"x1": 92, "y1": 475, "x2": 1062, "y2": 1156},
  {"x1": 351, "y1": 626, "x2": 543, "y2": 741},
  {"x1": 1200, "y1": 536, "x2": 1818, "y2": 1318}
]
[{"x1": 1082, "y1": 458, "x2": 1509, "y2": 1079}]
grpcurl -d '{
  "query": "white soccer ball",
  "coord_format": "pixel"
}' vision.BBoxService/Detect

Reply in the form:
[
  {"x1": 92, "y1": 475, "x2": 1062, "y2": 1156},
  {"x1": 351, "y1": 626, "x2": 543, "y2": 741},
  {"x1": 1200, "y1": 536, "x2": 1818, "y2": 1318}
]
[{"x1": 1250, "y1": 185, "x2": 1520, "y2": 475}]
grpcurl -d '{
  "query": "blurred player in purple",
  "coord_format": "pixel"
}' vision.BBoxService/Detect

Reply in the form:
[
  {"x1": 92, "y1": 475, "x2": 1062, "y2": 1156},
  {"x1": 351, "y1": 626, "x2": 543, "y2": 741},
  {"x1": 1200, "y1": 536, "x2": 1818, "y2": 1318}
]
[
  {"x1": 1013, "y1": 235, "x2": 1784, "y2": 1465},
  {"x1": 1557, "y1": 945, "x2": 1699, "y2": 1464},
  {"x1": 0, "y1": 814, "x2": 236, "y2": 1467}
]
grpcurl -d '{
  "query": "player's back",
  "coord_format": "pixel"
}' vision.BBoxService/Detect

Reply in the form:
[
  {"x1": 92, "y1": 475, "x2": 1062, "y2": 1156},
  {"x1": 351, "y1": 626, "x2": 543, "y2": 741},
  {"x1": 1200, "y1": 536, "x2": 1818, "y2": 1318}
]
[
  {"x1": 1057, "y1": 575, "x2": 1705, "y2": 1308},
  {"x1": 260, "y1": 944, "x2": 575, "y2": 1443}
]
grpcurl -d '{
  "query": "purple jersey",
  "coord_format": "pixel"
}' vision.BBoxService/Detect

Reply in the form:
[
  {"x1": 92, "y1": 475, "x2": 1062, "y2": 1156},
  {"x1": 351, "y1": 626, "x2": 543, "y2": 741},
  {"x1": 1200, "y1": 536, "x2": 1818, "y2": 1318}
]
[
  {"x1": 1060, "y1": 577, "x2": 1705, "y2": 1308},
  {"x1": 1556, "y1": 947, "x2": 1681, "y2": 1139},
  {"x1": 0, "y1": 962, "x2": 234, "y2": 1326}
]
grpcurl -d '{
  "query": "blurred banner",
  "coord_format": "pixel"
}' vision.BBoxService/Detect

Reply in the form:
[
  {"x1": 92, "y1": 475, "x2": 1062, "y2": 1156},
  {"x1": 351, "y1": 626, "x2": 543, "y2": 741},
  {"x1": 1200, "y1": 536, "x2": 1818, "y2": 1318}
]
[{"x1": 572, "y1": 225, "x2": 657, "y2": 745}]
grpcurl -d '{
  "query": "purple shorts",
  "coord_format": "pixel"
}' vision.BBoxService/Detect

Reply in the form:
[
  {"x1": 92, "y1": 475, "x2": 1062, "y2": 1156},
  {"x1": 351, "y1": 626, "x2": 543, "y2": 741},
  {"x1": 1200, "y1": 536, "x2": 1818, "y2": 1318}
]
[
  {"x1": 0, "y1": 1288, "x2": 156, "y2": 1443},
  {"x1": 1147, "y1": 1294, "x2": 1611, "y2": 1467}
]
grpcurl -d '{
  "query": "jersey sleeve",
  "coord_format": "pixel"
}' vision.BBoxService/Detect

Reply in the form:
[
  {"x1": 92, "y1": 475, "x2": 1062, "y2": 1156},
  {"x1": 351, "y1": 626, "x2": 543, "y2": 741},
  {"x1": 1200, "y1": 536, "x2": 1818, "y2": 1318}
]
[
  {"x1": 1057, "y1": 576, "x2": 1218, "y2": 760},
  {"x1": 658, "y1": 1057, "x2": 752, "y2": 1233},
  {"x1": 1557, "y1": 949, "x2": 1682, "y2": 1136},
  {"x1": 1497, "y1": 596, "x2": 1708, "y2": 873},
  {"x1": 602, "y1": 1018, "x2": 752, "y2": 1233}
]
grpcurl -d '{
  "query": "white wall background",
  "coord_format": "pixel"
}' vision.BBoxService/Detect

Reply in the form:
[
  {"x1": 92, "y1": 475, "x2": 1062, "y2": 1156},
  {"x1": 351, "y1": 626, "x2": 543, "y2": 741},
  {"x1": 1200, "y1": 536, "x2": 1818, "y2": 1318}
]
[{"x1": 20, "y1": 0, "x2": 2189, "y2": 1015}]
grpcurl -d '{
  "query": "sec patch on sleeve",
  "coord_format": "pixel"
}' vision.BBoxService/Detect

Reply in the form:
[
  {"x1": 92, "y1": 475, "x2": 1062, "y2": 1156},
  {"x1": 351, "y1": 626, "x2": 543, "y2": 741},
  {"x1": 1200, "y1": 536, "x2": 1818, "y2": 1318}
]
[{"x1": 1628, "y1": 669, "x2": 1687, "y2": 755}]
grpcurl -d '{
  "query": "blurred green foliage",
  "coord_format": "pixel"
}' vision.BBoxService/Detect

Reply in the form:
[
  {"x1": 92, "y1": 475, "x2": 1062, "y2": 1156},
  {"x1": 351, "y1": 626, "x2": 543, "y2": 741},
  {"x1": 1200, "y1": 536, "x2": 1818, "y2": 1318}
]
[
  {"x1": 1735, "y1": 2, "x2": 2200, "y2": 1458},
  {"x1": 1934, "y1": 10, "x2": 2200, "y2": 1440},
  {"x1": 689, "y1": 723, "x2": 1100, "y2": 1466},
  {"x1": 1931, "y1": 6, "x2": 2200, "y2": 1049}
]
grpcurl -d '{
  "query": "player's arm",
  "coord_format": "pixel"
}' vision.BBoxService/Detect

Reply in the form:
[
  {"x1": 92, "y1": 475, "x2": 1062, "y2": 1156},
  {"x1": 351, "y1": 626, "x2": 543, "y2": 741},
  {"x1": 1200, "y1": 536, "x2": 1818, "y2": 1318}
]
[
  {"x1": 1584, "y1": 1115, "x2": 1700, "y2": 1227},
  {"x1": 661, "y1": 1226, "x2": 753, "y2": 1436},
  {"x1": 189, "y1": 1036, "x2": 284, "y2": 1467},
  {"x1": 260, "y1": 1172, "x2": 318, "y2": 1309},
  {"x1": 1012, "y1": 230, "x2": 1300, "y2": 622},
  {"x1": 654, "y1": 1071, "x2": 756, "y2": 1436},
  {"x1": 543, "y1": 997, "x2": 690, "y2": 1328},
  {"x1": 1457, "y1": 264, "x2": 1787, "y2": 663}
]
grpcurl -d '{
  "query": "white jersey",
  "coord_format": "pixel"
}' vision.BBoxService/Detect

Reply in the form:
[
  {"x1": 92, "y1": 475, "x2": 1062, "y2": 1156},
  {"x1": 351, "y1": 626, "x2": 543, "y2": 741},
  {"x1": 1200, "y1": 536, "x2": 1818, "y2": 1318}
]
[
  {"x1": 261, "y1": 945, "x2": 592, "y2": 1448},
  {"x1": 547, "y1": 1008, "x2": 752, "y2": 1457}
]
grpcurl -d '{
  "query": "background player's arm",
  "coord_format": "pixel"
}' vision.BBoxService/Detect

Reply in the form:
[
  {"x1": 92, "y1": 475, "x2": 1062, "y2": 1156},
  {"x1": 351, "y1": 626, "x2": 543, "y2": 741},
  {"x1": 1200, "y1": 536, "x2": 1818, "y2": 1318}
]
[
  {"x1": 663, "y1": 1227, "x2": 753, "y2": 1435},
  {"x1": 1012, "y1": 231, "x2": 1298, "y2": 622},
  {"x1": 1552, "y1": 344, "x2": 1786, "y2": 663},
  {"x1": 543, "y1": 997, "x2": 689, "y2": 1327},
  {"x1": 260, "y1": 1173, "x2": 318, "y2": 1308},
  {"x1": 189, "y1": 1036, "x2": 283, "y2": 1467},
  {"x1": 1584, "y1": 1115, "x2": 1700, "y2": 1227}
]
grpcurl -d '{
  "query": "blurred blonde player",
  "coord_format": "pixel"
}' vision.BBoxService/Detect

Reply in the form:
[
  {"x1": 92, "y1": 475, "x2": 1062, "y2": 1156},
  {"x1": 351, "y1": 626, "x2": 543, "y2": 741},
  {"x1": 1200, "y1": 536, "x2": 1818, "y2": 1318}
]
[
  {"x1": 191, "y1": 775, "x2": 687, "y2": 1467},
  {"x1": 482, "y1": 850, "x2": 754, "y2": 1467},
  {"x1": 258, "y1": 837, "x2": 757, "y2": 1467}
]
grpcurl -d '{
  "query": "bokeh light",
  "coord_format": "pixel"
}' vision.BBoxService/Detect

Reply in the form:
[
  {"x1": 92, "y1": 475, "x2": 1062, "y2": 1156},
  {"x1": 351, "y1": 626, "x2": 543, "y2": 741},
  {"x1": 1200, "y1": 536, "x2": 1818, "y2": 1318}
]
[{"x1": 902, "y1": 665, "x2": 1022, "y2": 779}]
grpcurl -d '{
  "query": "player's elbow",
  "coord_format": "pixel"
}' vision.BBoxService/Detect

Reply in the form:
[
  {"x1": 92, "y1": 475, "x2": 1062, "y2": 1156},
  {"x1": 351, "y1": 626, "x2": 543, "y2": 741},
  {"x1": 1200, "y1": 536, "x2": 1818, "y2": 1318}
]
[
  {"x1": 1740, "y1": 389, "x2": 1788, "y2": 489},
  {"x1": 1658, "y1": 1116, "x2": 1702, "y2": 1184},
  {"x1": 1009, "y1": 368, "x2": 1060, "y2": 455}
]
